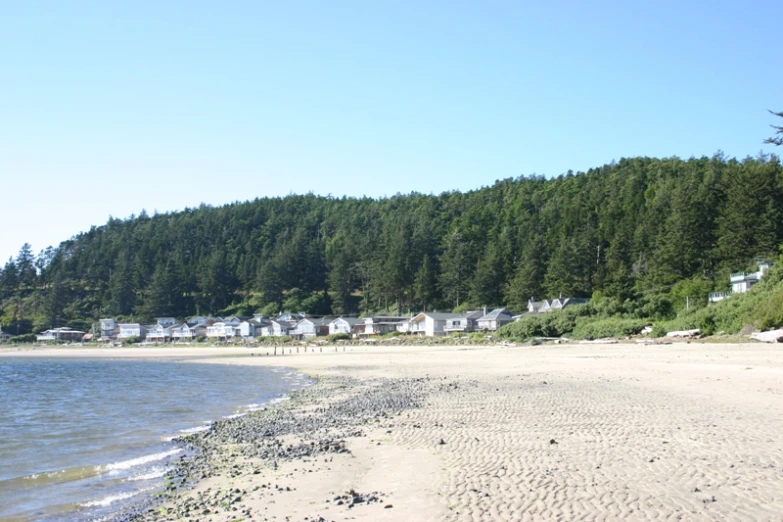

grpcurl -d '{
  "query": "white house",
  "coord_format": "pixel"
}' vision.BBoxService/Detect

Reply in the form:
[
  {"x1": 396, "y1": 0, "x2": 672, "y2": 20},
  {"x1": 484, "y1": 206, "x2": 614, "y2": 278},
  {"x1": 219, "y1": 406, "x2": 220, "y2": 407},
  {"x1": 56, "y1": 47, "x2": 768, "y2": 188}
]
[
  {"x1": 476, "y1": 308, "x2": 515, "y2": 331},
  {"x1": 118, "y1": 323, "x2": 146, "y2": 340},
  {"x1": 36, "y1": 327, "x2": 86, "y2": 342},
  {"x1": 362, "y1": 316, "x2": 407, "y2": 336},
  {"x1": 206, "y1": 322, "x2": 238, "y2": 340},
  {"x1": 146, "y1": 324, "x2": 172, "y2": 342},
  {"x1": 710, "y1": 260, "x2": 773, "y2": 303},
  {"x1": 408, "y1": 312, "x2": 456, "y2": 336},
  {"x1": 239, "y1": 318, "x2": 269, "y2": 338},
  {"x1": 259, "y1": 320, "x2": 295, "y2": 337},
  {"x1": 396, "y1": 319, "x2": 415, "y2": 334},
  {"x1": 155, "y1": 317, "x2": 177, "y2": 327},
  {"x1": 329, "y1": 317, "x2": 364, "y2": 336},
  {"x1": 171, "y1": 323, "x2": 192, "y2": 341}
]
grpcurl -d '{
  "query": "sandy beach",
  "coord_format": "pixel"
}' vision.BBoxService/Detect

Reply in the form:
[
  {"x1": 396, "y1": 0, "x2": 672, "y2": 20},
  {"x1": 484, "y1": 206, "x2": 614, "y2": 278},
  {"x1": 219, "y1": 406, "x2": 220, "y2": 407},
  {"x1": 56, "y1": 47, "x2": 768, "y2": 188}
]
[{"x1": 4, "y1": 342, "x2": 783, "y2": 521}]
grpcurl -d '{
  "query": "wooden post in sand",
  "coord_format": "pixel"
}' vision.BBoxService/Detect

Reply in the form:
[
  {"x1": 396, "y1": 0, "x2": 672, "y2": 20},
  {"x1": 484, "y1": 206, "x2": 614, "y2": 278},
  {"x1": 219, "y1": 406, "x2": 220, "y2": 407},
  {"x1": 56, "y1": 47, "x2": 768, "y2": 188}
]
[{"x1": 274, "y1": 345, "x2": 277, "y2": 356}]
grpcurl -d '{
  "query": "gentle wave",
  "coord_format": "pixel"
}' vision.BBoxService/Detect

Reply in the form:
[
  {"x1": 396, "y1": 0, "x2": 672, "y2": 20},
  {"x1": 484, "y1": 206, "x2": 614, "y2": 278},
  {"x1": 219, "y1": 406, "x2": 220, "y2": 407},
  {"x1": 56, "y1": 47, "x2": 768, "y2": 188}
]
[
  {"x1": 162, "y1": 424, "x2": 212, "y2": 441},
  {"x1": 81, "y1": 486, "x2": 154, "y2": 508},
  {"x1": 0, "y1": 465, "x2": 102, "y2": 490},
  {"x1": 103, "y1": 449, "x2": 183, "y2": 473}
]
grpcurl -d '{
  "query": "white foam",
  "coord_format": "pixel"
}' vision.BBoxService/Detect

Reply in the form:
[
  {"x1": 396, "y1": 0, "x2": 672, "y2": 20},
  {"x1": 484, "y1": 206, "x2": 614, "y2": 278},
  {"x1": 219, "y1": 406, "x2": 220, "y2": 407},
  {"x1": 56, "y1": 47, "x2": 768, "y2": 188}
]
[
  {"x1": 82, "y1": 486, "x2": 153, "y2": 507},
  {"x1": 103, "y1": 449, "x2": 183, "y2": 472},
  {"x1": 128, "y1": 467, "x2": 167, "y2": 481},
  {"x1": 179, "y1": 424, "x2": 210, "y2": 435}
]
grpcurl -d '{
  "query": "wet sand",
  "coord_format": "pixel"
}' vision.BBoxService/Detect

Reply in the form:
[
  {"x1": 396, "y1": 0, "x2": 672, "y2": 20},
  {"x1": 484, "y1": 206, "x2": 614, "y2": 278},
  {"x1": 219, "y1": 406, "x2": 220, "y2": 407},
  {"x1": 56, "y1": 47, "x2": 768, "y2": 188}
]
[{"x1": 5, "y1": 342, "x2": 783, "y2": 520}]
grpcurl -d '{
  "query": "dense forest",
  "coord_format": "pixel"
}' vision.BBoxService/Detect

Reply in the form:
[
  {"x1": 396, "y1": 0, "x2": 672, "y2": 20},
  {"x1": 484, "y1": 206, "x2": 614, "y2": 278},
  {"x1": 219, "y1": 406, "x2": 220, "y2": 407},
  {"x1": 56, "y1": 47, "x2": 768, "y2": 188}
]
[{"x1": 1, "y1": 153, "x2": 782, "y2": 335}]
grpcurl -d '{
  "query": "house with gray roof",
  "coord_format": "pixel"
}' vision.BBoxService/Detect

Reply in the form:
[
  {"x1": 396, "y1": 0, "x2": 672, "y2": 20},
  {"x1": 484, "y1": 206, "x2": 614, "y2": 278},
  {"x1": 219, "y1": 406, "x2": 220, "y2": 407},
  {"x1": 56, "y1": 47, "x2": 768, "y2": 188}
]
[
  {"x1": 290, "y1": 317, "x2": 333, "y2": 339},
  {"x1": 476, "y1": 307, "x2": 515, "y2": 331},
  {"x1": 527, "y1": 297, "x2": 589, "y2": 314},
  {"x1": 444, "y1": 310, "x2": 484, "y2": 333}
]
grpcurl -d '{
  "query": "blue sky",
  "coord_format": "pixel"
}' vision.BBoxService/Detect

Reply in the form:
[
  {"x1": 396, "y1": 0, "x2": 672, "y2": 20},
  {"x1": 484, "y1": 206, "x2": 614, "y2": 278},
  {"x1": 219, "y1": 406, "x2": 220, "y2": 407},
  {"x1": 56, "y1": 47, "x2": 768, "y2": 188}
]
[{"x1": 1, "y1": 1, "x2": 781, "y2": 263}]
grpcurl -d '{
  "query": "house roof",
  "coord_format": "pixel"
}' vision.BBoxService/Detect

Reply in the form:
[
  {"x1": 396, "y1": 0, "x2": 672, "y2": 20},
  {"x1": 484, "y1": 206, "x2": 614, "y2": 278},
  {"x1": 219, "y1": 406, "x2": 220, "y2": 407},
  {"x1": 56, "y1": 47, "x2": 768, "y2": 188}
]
[
  {"x1": 334, "y1": 317, "x2": 364, "y2": 326},
  {"x1": 411, "y1": 312, "x2": 458, "y2": 322},
  {"x1": 478, "y1": 308, "x2": 513, "y2": 321}
]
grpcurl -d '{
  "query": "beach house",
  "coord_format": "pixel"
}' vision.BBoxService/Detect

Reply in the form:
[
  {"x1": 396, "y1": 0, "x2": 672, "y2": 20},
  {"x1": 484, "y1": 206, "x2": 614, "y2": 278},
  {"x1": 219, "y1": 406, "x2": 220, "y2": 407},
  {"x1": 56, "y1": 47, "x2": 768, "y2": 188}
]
[
  {"x1": 709, "y1": 260, "x2": 773, "y2": 303},
  {"x1": 36, "y1": 327, "x2": 87, "y2": 342},
  {"x1": 290, "y1": 317, "x2": 332, "y2": 339},
  {"x1": 170, "y1": 322, "x2": 201, "y2": 341},
  {"x1": 476, "y1": 308, "x2": 515, "y2": 331},
  {"x1": 329, "y1": 317, "x2": 364, "y2": 336},
  {"x1": 206, "y1": 322, "x2": 238, "y2": 340},
  {"x1": 527, "y1": 297, "x2": 589, "y2": 314},
  {"x1": 99, "y1": 318, "x2": 118, "y2": 340},
  {"x1": 258, "y1": 320, "x2": 296, "y2": 337},
  {"x1": 408, "y1": 312, "x2": 457, "y2": 336},
  {"x1": 146, "y1": 323, "x2": 172, "y2": 342},
  {"x1": 362, "y1": 316, "x2": 407, "y2": 336},
  {"x1": 118, "y1": 323, "x2": 147, "y2": 340},
  {"x1": 443, "y1": 310, "x2": 484, "y2": 333}
]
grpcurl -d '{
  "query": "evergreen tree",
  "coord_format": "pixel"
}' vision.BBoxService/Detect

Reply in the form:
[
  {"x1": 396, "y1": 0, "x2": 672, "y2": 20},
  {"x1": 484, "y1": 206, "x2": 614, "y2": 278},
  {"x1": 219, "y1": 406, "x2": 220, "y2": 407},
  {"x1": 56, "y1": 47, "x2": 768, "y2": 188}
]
[
  {"x1": 108, "y1": 256, "x2": 136, "y2": 316},
  {"x1": 439, "y1": 229, "x2": 469, "y2": 308},
  {"x1": 469, "y1": 243, "x2": 503, "y2": 307},
  {"x1": 198, "y1": 250, "x2": 236, "y2": 313},
  {"x1": 414, "y1": 254, "x2": 438, "y2": 312},
  {"x1": 16, "y1": 243, "x2": 36, "y2": 288},
  {"x1": 507, "y1": 235, "x2": 546, "y2": 309},
  {"x1": 138, "y1": 263, "x2": 181, "y2": 320},
  {"x1": 43, "y1": 272, "x2": 68, "y2": 328}
]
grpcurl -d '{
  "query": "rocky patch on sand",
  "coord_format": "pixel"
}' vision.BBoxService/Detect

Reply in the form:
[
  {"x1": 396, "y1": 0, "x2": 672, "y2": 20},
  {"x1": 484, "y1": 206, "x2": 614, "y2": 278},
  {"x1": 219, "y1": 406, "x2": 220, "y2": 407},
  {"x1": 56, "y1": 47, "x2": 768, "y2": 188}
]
[{"x1": 116, "y1": 376, "x2": 434, "y2": 521}]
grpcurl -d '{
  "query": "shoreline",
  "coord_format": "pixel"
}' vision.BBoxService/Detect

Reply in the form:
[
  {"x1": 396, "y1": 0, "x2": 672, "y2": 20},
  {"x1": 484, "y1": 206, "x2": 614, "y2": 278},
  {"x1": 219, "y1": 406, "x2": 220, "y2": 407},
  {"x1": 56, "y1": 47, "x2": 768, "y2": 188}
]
[{"x1": 5, "y1": 343, "x2": 783, "y2": 520}]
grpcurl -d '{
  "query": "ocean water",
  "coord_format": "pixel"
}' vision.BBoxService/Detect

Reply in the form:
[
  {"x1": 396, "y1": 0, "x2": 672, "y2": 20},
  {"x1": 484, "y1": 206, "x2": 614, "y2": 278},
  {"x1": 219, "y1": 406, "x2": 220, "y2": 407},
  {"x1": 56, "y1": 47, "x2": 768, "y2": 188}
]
[{"x1": 0, "y1": 357, "x2": 311, "y2": 521}]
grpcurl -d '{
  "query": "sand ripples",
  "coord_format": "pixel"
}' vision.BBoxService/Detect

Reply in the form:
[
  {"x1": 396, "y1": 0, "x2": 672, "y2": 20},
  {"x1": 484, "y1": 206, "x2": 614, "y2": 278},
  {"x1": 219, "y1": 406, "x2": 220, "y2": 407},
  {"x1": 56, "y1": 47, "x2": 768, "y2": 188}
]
[{"x1": 391, "y1": 372, "x2": 783, "y2": 521}]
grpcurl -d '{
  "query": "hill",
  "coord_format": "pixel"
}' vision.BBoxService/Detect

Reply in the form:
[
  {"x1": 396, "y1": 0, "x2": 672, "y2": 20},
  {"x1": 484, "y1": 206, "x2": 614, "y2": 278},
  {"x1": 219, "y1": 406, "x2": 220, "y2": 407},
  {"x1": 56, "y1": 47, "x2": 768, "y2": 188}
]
[{"x1": 1, "y1": 153, "x2": 782, "y2": 335}]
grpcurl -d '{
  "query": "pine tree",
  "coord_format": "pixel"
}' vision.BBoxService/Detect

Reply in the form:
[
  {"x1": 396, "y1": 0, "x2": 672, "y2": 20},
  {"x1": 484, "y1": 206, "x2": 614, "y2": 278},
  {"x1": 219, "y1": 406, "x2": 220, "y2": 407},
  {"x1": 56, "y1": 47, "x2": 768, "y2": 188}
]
[
  {"x1": 469, "y1": 243, "x2": 503, "y2": 308},
  {"x1": 507, "y1": 235, "x2": 546, "y2": 309},
  {"x1": 439, "y1": 229, "x2": 469, "y2": 308},
  {"x1": 109, "y1": 256, "x2": 136, "y2": 316},
  {"x1": 414, "y1": 255, "x2": 438, "y2": 312}
]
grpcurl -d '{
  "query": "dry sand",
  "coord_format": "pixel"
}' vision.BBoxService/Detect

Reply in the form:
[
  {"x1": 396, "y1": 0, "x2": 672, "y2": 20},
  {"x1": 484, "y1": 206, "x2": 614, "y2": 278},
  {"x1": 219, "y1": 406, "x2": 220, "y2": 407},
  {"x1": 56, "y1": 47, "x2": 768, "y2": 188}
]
[{"x1": 4, "y1": 342, "x2": 783, "y2": 520}]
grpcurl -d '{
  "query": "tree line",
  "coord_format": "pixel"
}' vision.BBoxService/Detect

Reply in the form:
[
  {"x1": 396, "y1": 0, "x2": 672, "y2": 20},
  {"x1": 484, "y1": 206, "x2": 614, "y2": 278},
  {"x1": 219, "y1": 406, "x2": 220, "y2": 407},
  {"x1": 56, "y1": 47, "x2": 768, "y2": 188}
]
[{"x1": 1, "y1": 153, "x2": 782, "y2": 334}]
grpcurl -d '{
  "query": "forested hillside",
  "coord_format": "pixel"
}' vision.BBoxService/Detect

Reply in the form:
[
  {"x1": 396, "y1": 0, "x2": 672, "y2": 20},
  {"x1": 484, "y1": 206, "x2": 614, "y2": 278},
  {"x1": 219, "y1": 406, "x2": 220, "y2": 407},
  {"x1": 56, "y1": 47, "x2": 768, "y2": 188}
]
[{"x1": 2, "y1": 153, "x2": 782, "y2": 334}]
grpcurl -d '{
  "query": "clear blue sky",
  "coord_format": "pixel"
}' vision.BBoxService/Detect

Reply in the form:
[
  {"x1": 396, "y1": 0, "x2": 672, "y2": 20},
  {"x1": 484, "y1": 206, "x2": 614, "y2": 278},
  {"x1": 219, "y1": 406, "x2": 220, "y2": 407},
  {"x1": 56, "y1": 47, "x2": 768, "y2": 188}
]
[{"x1": 1, "y1": 0, "x2": 781, "y2": 263}]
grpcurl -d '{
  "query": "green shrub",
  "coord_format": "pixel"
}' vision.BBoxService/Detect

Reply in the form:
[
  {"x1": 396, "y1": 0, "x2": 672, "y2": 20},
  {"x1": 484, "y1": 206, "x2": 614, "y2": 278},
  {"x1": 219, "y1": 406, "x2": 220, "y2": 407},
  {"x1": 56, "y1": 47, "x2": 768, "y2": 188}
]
[
  {"x1": 9, "y1": 333, "x2": 37, "y2": 344},
  {"x1": 121, "y1": 336, "x2": 141, "y2": 346},
  {"x1": 328, "y1": 333, "x2": 351, "y2": 342},
  {"x1": 496, "y1": 305, "x2": 591, "y2": 341},
  {"x1": 650, "y1": 324, "x2": 668, "y2": 338},
  {"x1": 572, "y1": 318, "x2": 648, "y2": 339}
]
